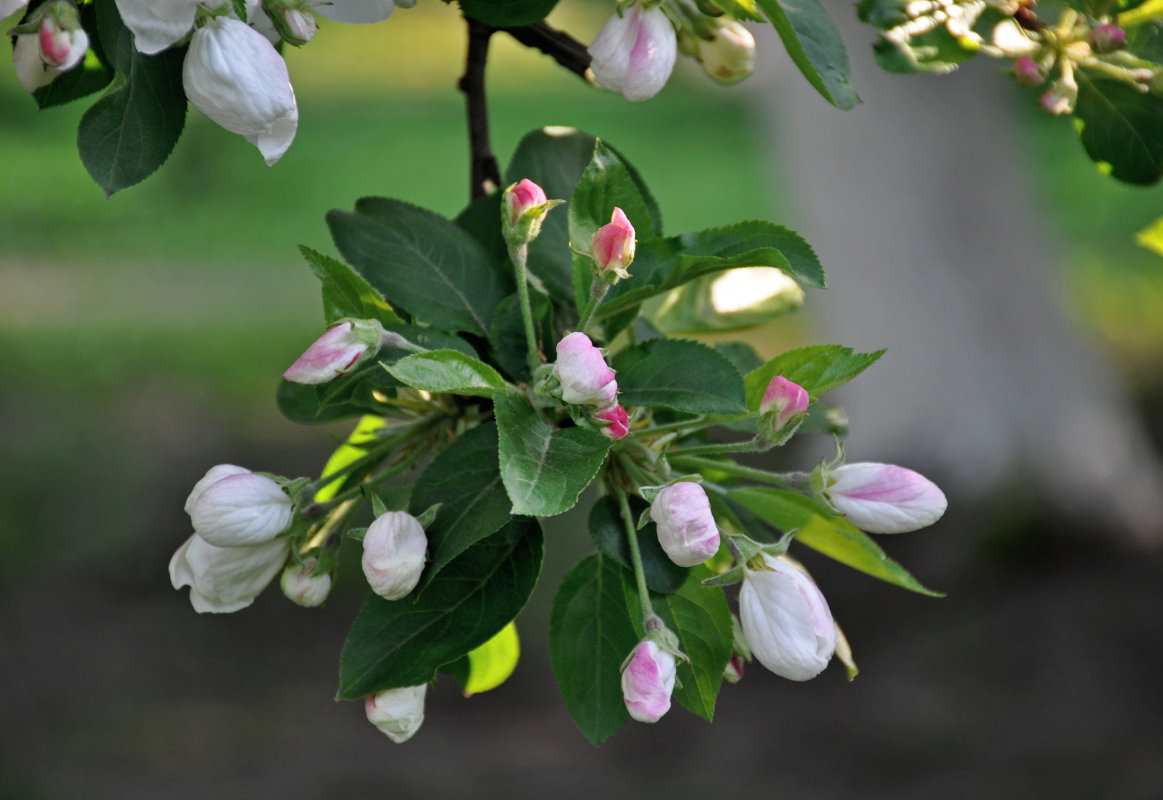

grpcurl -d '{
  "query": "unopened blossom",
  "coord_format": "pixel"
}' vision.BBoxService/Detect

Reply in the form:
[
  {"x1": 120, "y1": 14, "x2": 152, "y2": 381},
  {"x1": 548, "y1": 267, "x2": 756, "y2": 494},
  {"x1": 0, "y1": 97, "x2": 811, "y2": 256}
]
[
  {"x1": 1013, "y1": 56, "x2": 1044, "y2": 87},
  {"x1": 365, "y1": 684, "x2": 427, "y2": 743},
  {"x1": 186, "y1": 464, "x2": 294, "y2": 547},
  {"x1": 991, "y1": 18, "x2": 1039, "y2": 58},
  {"x1": 650, "y1": 482, "x2": 720, "y2": 567},
  {"x1": 724, "y1": 653, "x2": 745, "y2": 683},
  {"x1": 594, "y1": 404, "x2": 630, "y2": 440},
  {"x1": 280, "y1": 558, "x2": 332, "y2": 607},
  {"x1": 1090, "y1": 23, "x2": 1127, "y2": 53},
  {"x1": 589, "y1": 4, "x2": 677, "y2": 102},
  {"x1": 739, "y1": 554, "x2": 836, "y2": 681},
  {"x1": 1041, "y1": 76, "x2": 1078, "y2": 116},
  {"x1": 361, "y1": 511, "x2": 427, "y2": 601},
  {"x1": 553, "y1": 332, "x2": 618, "y2": 408},
  {"x1": 502, "y1": 178, "x2": 559, "y2": 246},
  {"x1": 283, "y1": 319, "x2": 387, "y2": 384},
  {"x1": 170, "y1": 534, "x2": 290, "y2": 613},
  {"x1": 695, "y1": 19, "x2": 755, "y2": 85},
  {"x1": 591, "y1": 207, "x2": 635, "y2": 280},
  {"x1": 621, "y1": 640, "x2": 676, "y2": 723},
  {"x1": 823, "y1": 462, "x2": 947, "y2": 534},
  {"x1": 758, "y1": 375, "x2": 809, "y2": 443},
  {"x1": 183, "y1": 16, "x2": 298, "y2": 165},
  {"x1": 263, "y1": 0, "x2": 317, "y2": 46},
  {"x1": 12, "y1": 3, "x2": 88, "y2": 94}
]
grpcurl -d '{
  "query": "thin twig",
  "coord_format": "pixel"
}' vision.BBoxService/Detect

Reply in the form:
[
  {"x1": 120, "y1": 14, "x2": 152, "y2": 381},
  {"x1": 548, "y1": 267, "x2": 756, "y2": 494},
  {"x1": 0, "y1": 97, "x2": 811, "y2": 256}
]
[
  {"x1": 501, "y1": 22, "x2": 592, "y2": 80},
  {"x1": 459, "y1": 16, "x2": 502, "y2": 200}
]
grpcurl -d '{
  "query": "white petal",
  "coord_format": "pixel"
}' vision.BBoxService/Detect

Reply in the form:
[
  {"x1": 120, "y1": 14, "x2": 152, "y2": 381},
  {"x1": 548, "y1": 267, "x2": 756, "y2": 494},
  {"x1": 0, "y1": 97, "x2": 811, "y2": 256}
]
[
  {"x1": 314, "y1": 0, "x2": 395, "y2": 24},
  {"x1": 12, "y1": 34, "x2": 54, "y2": 94},
  {"x1": 114, "y1": 0, "x2": 200, "y2": 54},
  {"x1": 588, "y1": 7, "x2": 639, "y2": 93},
  {"x1": 0, "y1": 1, "x2": 30, "y2": 21}
]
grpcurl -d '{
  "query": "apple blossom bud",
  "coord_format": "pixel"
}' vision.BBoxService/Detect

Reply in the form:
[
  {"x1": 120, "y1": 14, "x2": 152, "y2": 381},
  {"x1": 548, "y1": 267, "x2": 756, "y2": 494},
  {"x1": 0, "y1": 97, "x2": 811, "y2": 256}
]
[
  {"x1": 696, "y1": 19, "x2": 755, "y2": 85},
  {"x1": 823, "y1": 462, "x2": 947, "y2": 534},
  {"x1": 552, "y1": 332, "x2": 618, "y2": 408},
  {"x1": 1012, "y1": 56, "x2": 1044, "y2": 87},
  {"x1": 591, "y1": 207, "x2": 636, "y2": 280},
  {"x1": 170, "y1": 534, "x2": 290, "y2": 613},
  {"x1": 361, "y1": 511, "x2": 427, "y2": 600},
  {"x1": 1090, "y1": 23, "x2": 1126, "y2": 54},
  {"x1": 186, "y1": 465, "x2": 294, "y2": 547},
  {"x1": 588, "y1": 4, "x2": 677, "y2": 102},
  {"x1": 280, "y1": 557, "x2": 332, "y2": 607},
  {"x1": 12, "y1": 2, "x2": 88, "y2": 93},
  {"x1": 724, "y1": 653, "x2": 745, "y2": 683},
  {"x1": 283, "y1": 319, "x2": 387, "y2": 384},
  {"x1": 365, "y1": 684, "x2": 426, "y2": 743},
  {"x1": 183, "y1": 16, "x2": 299, "y2": 165},
  {"x1": 594, "y1": 404, "x2": 630, "y2": 440},
  {"x1": 263, "y1": 1, "x2": 317, "y2": 46},
  {"x1": 1040, "y1": 76, "x2": 1078, "y2": 116},
  {"x1": 621, "y1": 640, "x2": 676, "y2": 723},
  {"x1": 502, "y1": 179, "x2": 559, "y2": 246},
  {"x1": 650, "y1": 482, "x2": 720, "y2": 567},
  {"x1": 739, "y1": 554, "x2": 836, "y2": 681},
  {"x1": 758, "y1": 376, "x2": 809, "y2": 444}
]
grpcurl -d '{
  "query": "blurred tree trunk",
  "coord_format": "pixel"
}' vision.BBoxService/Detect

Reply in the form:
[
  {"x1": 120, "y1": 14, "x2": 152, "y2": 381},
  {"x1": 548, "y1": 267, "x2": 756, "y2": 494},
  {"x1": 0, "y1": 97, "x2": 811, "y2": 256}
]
[{"x1": 747, "y1": 13, "x2": 1163, "y2": 545}]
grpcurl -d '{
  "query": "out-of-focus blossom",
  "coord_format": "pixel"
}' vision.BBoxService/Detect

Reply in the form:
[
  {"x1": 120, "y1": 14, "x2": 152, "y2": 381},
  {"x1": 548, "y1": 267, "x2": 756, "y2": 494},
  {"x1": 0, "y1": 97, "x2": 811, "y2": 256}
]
[{"x1": 588, "y1": 4, "x2": 677, "y2": 102}]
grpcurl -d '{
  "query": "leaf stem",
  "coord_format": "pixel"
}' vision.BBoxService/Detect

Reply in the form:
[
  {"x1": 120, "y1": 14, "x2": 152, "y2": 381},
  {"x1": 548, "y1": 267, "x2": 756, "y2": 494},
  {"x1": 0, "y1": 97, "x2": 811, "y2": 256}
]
[
  {"x1": 575, "y1": 277, "x2": 610, "y2": 333},
  {"x1": 668, "y1": 437, "x2": 770, "y2": 458},
  {"x1": 615, "y1": 484, "x2": 655, "y2": 621},
  {"x1": 669, "y1": 454, "x2": 799, "y2": 489}
]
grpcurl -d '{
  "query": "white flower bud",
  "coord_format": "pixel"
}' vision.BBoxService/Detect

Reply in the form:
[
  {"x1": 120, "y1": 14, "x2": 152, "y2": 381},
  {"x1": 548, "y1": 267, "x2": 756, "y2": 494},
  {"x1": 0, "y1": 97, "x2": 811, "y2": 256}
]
[
  {"x1": 283, "y1": 319, "x2": 386, "y2": 384},
  {"x1": 552, "y1": 332, "x2": 618, "y2": 408},
  {"x1": 361, "y1": 511, "x2": 427, "y2": 600},
  {"x1": 588, "y1": 5, "x2": 677, "y2": 102},
  {"x1": 621, "y1": 639, "x2": 676, "y2": 723},
  {"x1": 739, "y1": 554, "x2": 836, "y2": 681},
  {"x1": 280, "y1": 558, "x2": 332, "y2": 607},
  {"x1": 365, "y1": 684, "x2": 426, "y2": 743},
  {"x1": 696, "y1": 19, "x2": 755, "y2": 85},
  {"x1": 650, "y1": 482, "x2": 720, "y2": 567},
  {"x1": 186, "y1": 464, "x2": 294, "y2": 547},
  {"x1": 823, "y1": 462, "x2": 947, "y2": 534},
  {"x1": 169, "y1": 534, "x2": 290, "y2": 613},
  {"x1": 182, "y1": 16, "x2": 299, "y2": 165},
  {"x1": 12, "y1": 3, "x2": 89, "y2": 94}
]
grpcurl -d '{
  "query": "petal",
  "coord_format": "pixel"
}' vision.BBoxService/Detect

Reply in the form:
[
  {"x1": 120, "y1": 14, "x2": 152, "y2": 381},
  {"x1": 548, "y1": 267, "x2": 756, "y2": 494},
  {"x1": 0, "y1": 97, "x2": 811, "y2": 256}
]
[
  {"x1": 314, "y1": 0, "x2": 395, "y2": 24},
  {"x1": 114, "y1": 0, "x2": 199, "y2": 54}
]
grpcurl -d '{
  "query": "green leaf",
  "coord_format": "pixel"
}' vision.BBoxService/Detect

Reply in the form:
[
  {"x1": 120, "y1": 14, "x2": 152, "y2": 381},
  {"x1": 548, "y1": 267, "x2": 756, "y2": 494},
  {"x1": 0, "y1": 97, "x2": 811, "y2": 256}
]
[
  {"x1": 715, "y1": 342, "x2": 765, "y2": 375},
  {"x1": 76, "y1": 38, "x2": 187, "y2": 194},
  {"x1": 613, "y1": 339, "x2": 747, "y2": 415},
  {"x1": 459, "y1": 0, "x2": 559, "y2": 26},
  {"x1": 627, "y1": 571, "x2": 734, "y2": 722},
  {"x1": 549, "y1": 554, "x2": 639, "y2": 744},
  {"x1": 411, "y1": 423, "x2": 513, "y2": 588},
  {"x1": 588, "y1": 495, "x2": 687, "y2": 594},
  {"x1": 1136, "y1": 214, "x2": 1163, "y2": 259},
  {"x1": 743, "y1": 344, "x2": 884, "y2": 410},
  {"x1": 728, "y1": 487, "x2": 943, "y2": 596},
  {"x1": 327, "y1": 198, "x2": 513, "y2": 336},
  {"x1": 600, "y1": 221, "x2": 824, "y2": 319},
  {"x1": 338, "y1": 517, "x2": 543, "y2": 699},
  {"x1": 1074, "y1": 75, "x2": 1163, "y2": 186},
  {"x1": 275, "y1": 362, "x2": 392, "y2": 425},
  {"x1": 385, "y1": 350, "x2": 508, "y2": 397},
  {"x1": 495, "y1": 393, "x2": 612, "y2": 516},
  {"x1": 756, "y1": 0, "x2": 858, "y2": 109},
  {"x1": 34, "y1": 4, "x2": 115, "y2": 109},
  {"x1": 489, "y1": 291, "x2": 553, "y2": 383},
  {"x1": 299, "y1": 245, "x2": 402, "y2": 326}
]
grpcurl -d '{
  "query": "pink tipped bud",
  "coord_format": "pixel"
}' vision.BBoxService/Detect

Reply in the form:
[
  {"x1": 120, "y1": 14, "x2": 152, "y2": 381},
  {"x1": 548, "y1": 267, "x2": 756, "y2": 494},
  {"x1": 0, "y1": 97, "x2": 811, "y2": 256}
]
[
  {"x1": 263, "y1": 0, "x2": 318, "y2": 47},
  {"x1": 621, "y1": 640, "x2": 676, "y2": 723},
  {"x1": 588, "y1": 5, "x2": 677, "y2": 102},
  {"x1": 13, "y1": 3, "x2": 87, "y2": 93},
  {"x1": 1041, "y1": 77, "x2": 1078, "y2": 116},
  {"x1": 502, "y1": 179, "x2": 557, "y2": 246},
  {"x1": 591, "y1": 207, "x2": 636, "y2": 280},
  {"x1": 185, "y1": 465, "x2": 294, "y2": 548},
  {"x1": 283, "y1": 319, "x2": 385, "y2": 384},
  {"x1": 823, "y1": 462, "x2": 947, "y2": 534},
  {"x1": 280, "y1": 557, "x2": 332, "y2": 607},
  {"x1": 504, "y1": 178, "x2": 548, "y2": 227},
  {"x1": 1012, "y1": 56, "x2": 1044, "y2": 87},
  {"x1": 552, "y1": 332, "x2": 618, "y2": 408},
  {"x1": 361, "y1": 511, "x2": 428, "y2": 601},
  {"x1": 724, "y1": 653, "x2": 745, "y2": 683},
  {"x1": 758, "y1": 376, "x2": 810, "y2": 443},
  {"x1": 1090, "y1": 23, "x2": 1126, "y2": 53},
  {"x1": 740, "y1": 554, "x2": 836, "y2": 681},
  {"x1": 39, "y1": 17, "x2": 73, "y2": 65},
  {"x1": 365, "y1": 685, "x2": 427, "y2": 743},
  {"x1": 650, "y1": 482, "x2": 720, "y2": 567},
  {"x1": 594, "y1": 404, "x2": 630, "y2": 440}
]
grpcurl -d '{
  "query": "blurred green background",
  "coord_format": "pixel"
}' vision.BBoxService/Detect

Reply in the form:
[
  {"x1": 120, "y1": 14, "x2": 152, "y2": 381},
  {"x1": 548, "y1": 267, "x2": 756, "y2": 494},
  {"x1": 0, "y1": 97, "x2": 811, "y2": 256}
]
[{"x1": 3, "y1": 1, "x2": 1163, "y2": 798}]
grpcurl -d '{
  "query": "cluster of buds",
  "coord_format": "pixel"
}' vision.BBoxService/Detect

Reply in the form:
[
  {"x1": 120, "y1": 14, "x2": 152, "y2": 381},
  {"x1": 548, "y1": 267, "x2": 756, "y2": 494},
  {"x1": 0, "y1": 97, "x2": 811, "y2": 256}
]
[
  {"x1": 551, "y1": 331, "x2": 631, "y2": 440},
  {"x1": 587, "y1": 0, "x2": 756, "y2": 102}
]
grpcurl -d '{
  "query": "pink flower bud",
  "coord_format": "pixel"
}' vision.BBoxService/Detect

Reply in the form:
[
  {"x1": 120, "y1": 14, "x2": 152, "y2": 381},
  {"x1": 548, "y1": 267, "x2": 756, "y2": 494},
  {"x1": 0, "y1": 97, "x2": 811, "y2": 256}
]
[
  {"x1": 186, "y1": 465, "x2": 294, "y2": 548},
  {"x1": 361, "y1": 511, "x2": 427, "y2": 600},
  {"x1": 504, "y1": 178, "x2": 548, "y2": 228},
  {"x1": 759, "y1": 376, "x2": 810, "y2": 442},
  {"x1": 552, "y1": 332, "x2": 618, "y2": 408},
  {"x1": 621, "y1": 640, "x2": 676, "y2": 723},
  {"x1": 1040, "y1": 76, "x2": 1078, "y2": 116},
  {"x1": 1090, "y1": 23, "x2": 1126, "y2": 53},
  {"x1": 169, "y1": 534, "x2": 290, "y2": 613},
  {"x1": 591, "y1": 207, "x2": 636, "y2": 280},
  {"x1": 588, "y1": 4, "x2": 677, "y2": 102},
  {"x1": 502, "y1": 178, "x2": 559, "y2": 246},
  {"x1": 594, "y1": 404, "x2": 630, "y2": 440},
  {"x1": 284, "y1": 319, "x2": 385, "y2": 384},
  {"x1": 1012, "y1": 56, "x2": 1044, "y2": 87},
  {"x1": 280, "y1": 558, "x2": 332, "y2": 607},
  {"x1": 739, "y1": 554, "x2": 836, "y2": 681},
  {"x1": 824, "y1": 462, "x2": 947, "y2": 534},
  {"x1": 365, "y1": 684, "x2": 426, "y2": 743},
  {"x1": 650, "y1": 482, "x2": 720, "y2": 567},
  {"x1": 12, "y1": 3, "x2": 88, "y2": 93},
  {"x1": 724, "y1": 653, "x2": 745, "y2": 683}
]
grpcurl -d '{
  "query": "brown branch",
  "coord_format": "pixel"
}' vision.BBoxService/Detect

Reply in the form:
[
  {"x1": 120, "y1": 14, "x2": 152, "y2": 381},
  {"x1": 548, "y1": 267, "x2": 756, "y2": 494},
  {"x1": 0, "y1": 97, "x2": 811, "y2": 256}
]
[
  {"x1": 459, "y1": 17, "x2": 502, "y2": 201},
  {"x1": 501, "y1": 21, "x2": 592, "y2": 80}
]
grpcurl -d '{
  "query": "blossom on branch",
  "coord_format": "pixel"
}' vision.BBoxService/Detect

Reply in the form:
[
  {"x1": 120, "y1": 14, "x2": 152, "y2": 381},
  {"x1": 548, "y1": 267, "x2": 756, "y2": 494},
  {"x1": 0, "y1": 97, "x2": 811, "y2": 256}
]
[
  {"x1": 822, "y1": 462, "x2": 947, "y2": 534},
  {"x1": 739, "y1": 554, "x2": 836, "y2": 681},
  {"x1": 621, "y1": 639, "x2": 675, "y2": 723},
  {"x1": 553, "y1": 332, "x2": 618, "y2": 408},
  {"x1": 361, "y1": 511, "x2": 428, "y2": 601},
  {"x1": 186, "y1": 464, "x2": 294, "y2": 547},
  {"x1": 588, "y1": 3, "x2": 677, "y2": 102},
  {"x1": 650, "y1": 482, "x2": 720, "y2": 567},
  {"x1": 365, "y1": 684, "x2": 427, "y2": 743},
  {"x1": 169, "y1": 534, "x2": 290, "y2": 613}
]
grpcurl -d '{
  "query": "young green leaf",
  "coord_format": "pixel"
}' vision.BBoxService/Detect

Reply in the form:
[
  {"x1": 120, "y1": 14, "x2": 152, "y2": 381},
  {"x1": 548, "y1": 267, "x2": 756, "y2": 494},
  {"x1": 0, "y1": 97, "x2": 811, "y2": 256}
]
[
  {"x1": 549, "y1": 554, "x2": 639, "y2": 744},
  {"x1": 495, "y1": 394, "x2": 613, "y2": 516},
  {"x1": 613, "y1": 339, "x2": 748, "y2": 415},
  {"x1": 411, "y1": 423, "x2": 514, "y2": 589},
  {"x1": 588, "y1": 495, "x2": 687, "y2": 594},
  {"x1": 327, "y1": 198, "x2": 512, "y2": 336},
  {"x1": 743, "y1": 344, "x2": 884, "y2": 409},
  {"x1": 338, "y1": 517, "x2": 543, "y2": 699},
  {"x1": 385, "y1": 350, "x2": 508, "y2": 397},
  {"x1": 299, "y1": 246, "x2": 401, "y2": 326},
  {"x1": 728, "y1": 487, "x2": 943, "y2": 596},
  {"x1": 756, "y1": 0, "x2": 859, "y2": 109}
]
